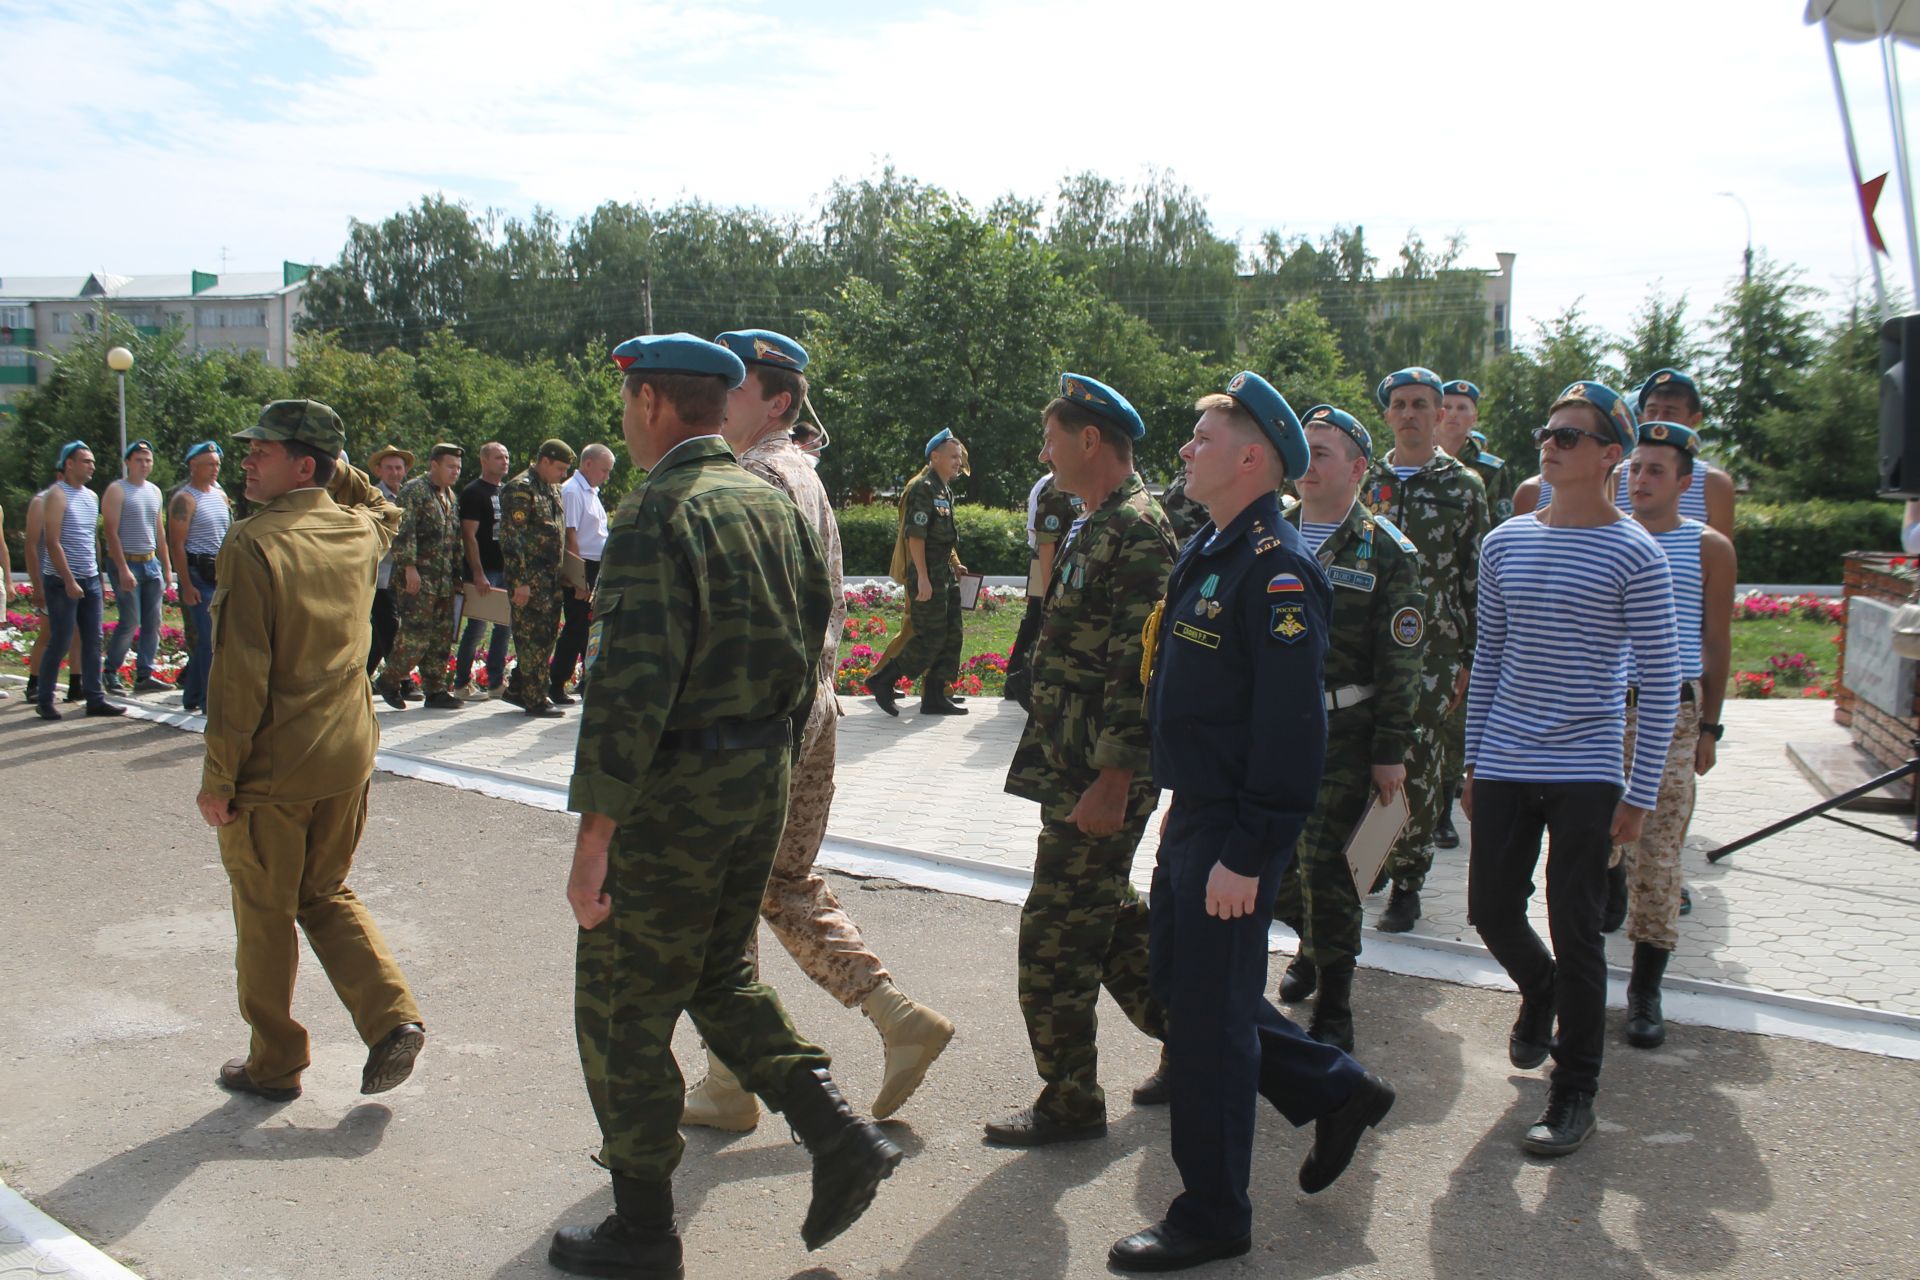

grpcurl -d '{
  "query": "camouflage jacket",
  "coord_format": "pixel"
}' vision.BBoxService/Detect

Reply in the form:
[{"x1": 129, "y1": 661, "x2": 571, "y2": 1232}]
[
  {"x1": 498, "y1": 468, "x2": 566, "y2": 586},
  {"x1": 900, "y1": 468, "x2": 959, "y2": 575},
  {"x1": 1006, "y1": 472, "x2": 1175, "y2": 803},
  {"x1": 388, "y1": 477, "x2": 461, "y2": 586},
  {"x1": 1032, "y1": 475, "x2": 1082, "y2": 550},
  {"x1": 741, "y1": 431, "x2": 846, "y2": 750},
  {"x1": 1285, "y1": 499, "x2": 1426, "y2": 767},
  {"x1": 1458, "y1": 436, "x2": 1517, "y2": 525},
  {"x1": 567, "y1": 437, "x2": 832, "y2": 826},
  {"x1": 1360, "y1": 448, "x2": 1488, "y2": 658},
  {"x1": 1158, "y1": 472, "x2": 1207, "y2": 547}
]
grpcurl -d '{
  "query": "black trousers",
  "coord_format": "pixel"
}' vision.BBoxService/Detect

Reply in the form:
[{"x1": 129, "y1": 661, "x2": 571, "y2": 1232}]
[
  {"x1": 551, "y1": 557, "x2": 600, "y2": 693},
  {"x1": 1466, "y1": 778, "x2": 1621, "y2": 1097},
  {"x1": 367, "y1": 587, "x2": 398, "y2": 678}
]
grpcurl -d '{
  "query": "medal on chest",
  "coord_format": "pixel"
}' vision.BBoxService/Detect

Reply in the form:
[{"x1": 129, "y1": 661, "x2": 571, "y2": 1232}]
[{"x1": 1193, "y1": 572, "x2": 1222, "y2": 618}]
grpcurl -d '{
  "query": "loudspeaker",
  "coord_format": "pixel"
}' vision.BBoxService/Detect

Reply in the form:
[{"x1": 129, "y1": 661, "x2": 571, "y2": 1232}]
[{"x1": 1879, "y1": 312, "x2": 1920, "y2": 496}]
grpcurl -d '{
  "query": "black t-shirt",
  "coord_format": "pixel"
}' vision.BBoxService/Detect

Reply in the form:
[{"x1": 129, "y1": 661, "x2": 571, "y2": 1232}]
[{"x1": 459, "y1": 478, "x2": 505, "y2": 574}]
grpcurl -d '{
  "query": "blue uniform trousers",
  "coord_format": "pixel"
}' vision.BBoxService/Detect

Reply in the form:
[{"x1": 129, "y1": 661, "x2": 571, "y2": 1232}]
[{"x1": 1151, "y1": 799, "x2": 1366, "y2": 1241}]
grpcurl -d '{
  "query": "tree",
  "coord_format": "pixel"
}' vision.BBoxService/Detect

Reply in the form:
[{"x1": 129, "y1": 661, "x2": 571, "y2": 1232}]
[
  {"x1": 1746, "y1": 294, "x2": 1879, "y2": 500},
  {"x1": 1478, "y1": 305, "x2": 1620, "y2": 467},
  {"x1": 1707, "y1": 254, "x2": 1820, "y2": 466},
  {"x1": 299, "y1": 194, "x2": 488, "y2": 352},
  {"x1": 1614, "y1": 288, "x2": 1706, "y2": 392},
  {"x1": 1240, "y1": 299, "x2": 1374, "y2": 432}
]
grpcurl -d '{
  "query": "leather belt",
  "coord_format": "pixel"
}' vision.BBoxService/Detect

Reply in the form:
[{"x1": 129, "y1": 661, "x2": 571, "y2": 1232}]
[
  {"x1": 186, "y1": 553, "x2": 219, "y2": 584},
  {"x1": 1324, "y1": 684, "x2": 1375, "y2": 712},
  {"x1": 125, "y1": 551, "x2": 156, "y2": 564},
  {"x1": 659, "y1": 719, "x2": 793, "y2": 752},
  {"x1": 1626, "y1": 681, "x2": 1697, "y2": 708}
]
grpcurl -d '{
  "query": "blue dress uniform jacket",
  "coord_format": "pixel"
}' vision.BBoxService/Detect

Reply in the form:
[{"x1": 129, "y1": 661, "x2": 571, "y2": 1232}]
[
  {"x1": 1143, "y1": 490, "x2": 1367, "y2": 1243},
  {"x1": 1147, "y1": 492, "x2": 1330, "y2": 877}
]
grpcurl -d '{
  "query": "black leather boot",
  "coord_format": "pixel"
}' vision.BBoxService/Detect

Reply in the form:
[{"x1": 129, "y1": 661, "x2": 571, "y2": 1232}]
[
  {"x1": 864, "y1": 664, "x2": 901, "y2": 716},
  {"x1": 1434, "y1": 783, "x2": 1460, "y2": 849},
  {"x1": 1626, "y1": 941, "x2": 1670, "y2": 1048},
  {"x1": 1308, "y1": 962, "x2": 1356, "y2": 1053},
  {"x1": 1378, "y1": 885, "x2": 1420, "y2": 933},
  {"x1": 548, "y1": 1174, "x2": 683, "y2": 1279},
  {"x1": 1130, "y1": 1047, "x2": 1170, "y2": 1106},
  {"x1": 1278, "y1": 951, "x2": 1318, "y2": 1003},
  {"x1": 779, "y1": 1065, "x2": 903, "y2": 1250},
  {"x1": 1509, "y1": 966, "x2": 1556, "y2": 1070},
  {"x1": 918, "y1": 690, "x2": 969, "y2": 716},
  {"x1": 1602, "y1": 862, "x2": 1628, "y2": 933}
]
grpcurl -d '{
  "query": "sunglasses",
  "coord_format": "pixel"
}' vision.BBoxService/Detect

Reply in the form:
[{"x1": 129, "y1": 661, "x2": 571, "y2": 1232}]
[{"x1": 1532, "y1": 425, "x2": 1615, "y2": 450}]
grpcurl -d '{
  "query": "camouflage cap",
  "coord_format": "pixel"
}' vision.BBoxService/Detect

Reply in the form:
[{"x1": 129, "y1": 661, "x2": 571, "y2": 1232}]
[
  {"x1": 537, "y1": 438, "x2": 577, "y2": 464},
  {"x1": 236, "y1": 399, "x2": 346, "y2": 453}
]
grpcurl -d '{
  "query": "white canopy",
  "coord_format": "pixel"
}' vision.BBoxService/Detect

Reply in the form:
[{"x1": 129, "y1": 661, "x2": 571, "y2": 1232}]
[{"x1": 1807, "y1": 1, "x2": 1920, "y2": 46}]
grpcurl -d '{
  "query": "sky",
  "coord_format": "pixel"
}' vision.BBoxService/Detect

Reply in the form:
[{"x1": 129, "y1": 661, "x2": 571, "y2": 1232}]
[{"x1": 5, "y1": 0, "x2": 1918, "y2": 346}]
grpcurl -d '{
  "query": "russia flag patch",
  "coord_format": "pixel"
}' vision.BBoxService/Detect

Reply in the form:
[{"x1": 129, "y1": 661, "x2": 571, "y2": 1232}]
[{"x1": 1267, "y1": 572, "x2": 1304, "y2": 594}]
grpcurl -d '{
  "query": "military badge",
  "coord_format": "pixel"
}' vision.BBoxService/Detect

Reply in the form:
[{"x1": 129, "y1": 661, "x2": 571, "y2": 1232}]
[
  {"x1": 752, "y1": 337, "x2": 798, "y2": 366},
  {"x1": 1228, "y1": 372, "x2": 1247, "y2": 393},
  {"x1": 1563, "y1": 383, "x2": 1589, "y2": 401},
  {"x1": 1172, "y1": 620, "x2": 1221, "y2": 649},
  {"x1": 586, "y1": 620, "x2": 604, "y2": 669},
  {"x1": 1655, "y1": 371, "x2": 1672, "y2": 384},
  {"x1": 1649, "y1": 423, "x2": 1669, "y2": 441},
  {"x1": 511, "y1": 508, "x2": 528, "y2": 525},
  {"x1": 1328, "y1": 567, "x2": 1376, "y2": 592},
  {"x1": 1199, "y1": 573, "x2": 1219, "y2": 597},
  {"x1": 1043, "y1": 514, "x2": 1060, "y2": 530},
  {"x1": 1391, "y1": 606, "x2": 1424, "y2": 648},
  {"x1": 1495, "y1": 498, "x2": 1514, "y2": 519},
  {"x1": 1205, "y1": 600, "x2": 1222, "y2": 619},
  {"x1": 1270, "y1": 604, "x2": 1307, "y2": 643},
  {"x1": 913, "y1": 511, "x2": 929, "y2": 525},
  {"x1": 1267, "y1": 572, "x2": 1304, "y2": 594}
]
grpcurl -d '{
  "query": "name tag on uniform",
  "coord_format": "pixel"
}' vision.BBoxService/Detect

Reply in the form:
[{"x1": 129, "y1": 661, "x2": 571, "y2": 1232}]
[
  {"x1": 1171, "y1": 620, "x2": 1220, "y2": 649},
  {"x1": 1328, "y1": 567, "x2": 1376, "y2": 592}
]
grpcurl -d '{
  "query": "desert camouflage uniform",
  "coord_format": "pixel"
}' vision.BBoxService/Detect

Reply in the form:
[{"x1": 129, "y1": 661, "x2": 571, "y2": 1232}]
[
  {"x1": 568, "y1": 435, "x2": 833, "y2": 1181},
  {"x1": 1361, "y1": 449, "x2": 1489, "y2": 892},
  {"x1": 736, "y1": 431, "x2": 888, "y2": 1005},
  {"x1": 1615, "y1": 690, "x2": 1703, "y2": 951},
  {"x1": 1003, "y1": 472, "x2": 1174, "y2": 1124},
  {"x1": 1273, "y1": 501, "x2": 1425, "y2": 966},
  {"x1": 499, "y1": 467, "x2": 567, "y2": 711},
  {"x1": 384, "y1": 476, "x2": 462, "y2": 695}
]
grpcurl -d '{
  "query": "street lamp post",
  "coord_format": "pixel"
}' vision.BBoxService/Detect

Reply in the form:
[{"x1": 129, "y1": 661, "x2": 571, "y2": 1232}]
[
  {"x1": 106, "y1": 346, "x2": 133, "y2": 471},
  {"x1": 1717, "y1": 191, "x2": 1754, "y2": 283}
]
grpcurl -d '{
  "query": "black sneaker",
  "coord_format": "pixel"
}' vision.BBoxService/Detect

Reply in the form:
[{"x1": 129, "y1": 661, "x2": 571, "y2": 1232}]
[
  {"x1": 134, "y1": 676, "x2": 170, "y2": 693},
  {"x1": 1523, "y1": 1086, "x2": 1596, "y2": 1157},
  {"x1": 85, "y1": 701, "x2": 127, "y2": 717},
  {"x1": 548, "y1": 688, "x2": 576, "y2": 706},
  {"x1": 1509, "y1": 972, "x2": 1556, "y2": 1070},
  {"x1": 65, "y1": 678, "x2": 84, "y2": 704},
  {"x1": 24, "y1": 676, "x2": 39, "y2": 701}
]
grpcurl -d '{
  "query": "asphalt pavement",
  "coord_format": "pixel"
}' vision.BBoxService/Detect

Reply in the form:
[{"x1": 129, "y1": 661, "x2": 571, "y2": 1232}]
[{"x1": 1, "y1": 713, "x2": 1915, "y2": 1279}]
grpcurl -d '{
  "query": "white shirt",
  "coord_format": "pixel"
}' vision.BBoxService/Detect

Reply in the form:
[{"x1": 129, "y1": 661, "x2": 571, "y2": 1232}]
[{"x1": 562, "y1": 469, "x2": 610, "y2": 561}]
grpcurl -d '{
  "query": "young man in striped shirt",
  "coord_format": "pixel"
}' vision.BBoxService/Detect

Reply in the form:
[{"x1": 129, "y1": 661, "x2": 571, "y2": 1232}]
[
  {"x1": 1617, "y1": 421, "x2": 1734, "y2": 1048},
  {"x1": 1462, "y1": 381, "x2": 1679, "y2": 1156}
]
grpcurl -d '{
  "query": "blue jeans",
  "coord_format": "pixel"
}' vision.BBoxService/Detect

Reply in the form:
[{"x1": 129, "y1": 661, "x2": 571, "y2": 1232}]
[
  {"x1": 180, "y1": 566, "x2": 216, "y2": 709},
  {"x1": 39, "y1": 574, "x2": 104, "y2": 709},
  {"x1": 105, "y1": 558, "x2": 165, "y2": 682},
  {"x1": 453, "y1": 569, "x2": 511, "y2": 690}
]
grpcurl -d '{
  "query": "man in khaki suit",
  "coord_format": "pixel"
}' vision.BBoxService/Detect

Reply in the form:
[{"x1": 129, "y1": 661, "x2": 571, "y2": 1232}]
[{"x1": 197, "y1": 399, "x2": 426, "y2": 1102}]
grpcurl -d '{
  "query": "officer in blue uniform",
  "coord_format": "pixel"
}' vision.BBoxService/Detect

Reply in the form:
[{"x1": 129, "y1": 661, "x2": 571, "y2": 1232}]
[{"x1": 1110, "y1": 372, "x2": 1398, "y2": 1274}]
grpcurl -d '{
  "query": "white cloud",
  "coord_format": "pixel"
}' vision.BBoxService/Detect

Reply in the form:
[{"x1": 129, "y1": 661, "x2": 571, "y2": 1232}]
[{"x1": 4, "y1": 0, "x2": 1913, "y2": 345}]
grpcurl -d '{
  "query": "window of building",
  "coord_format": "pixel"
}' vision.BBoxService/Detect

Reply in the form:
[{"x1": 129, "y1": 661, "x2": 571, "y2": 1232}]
[
  {"x1": 53, "y1": 313, "x2": 71, "y2": 334},
  {"x1": 120, "y1": 310, "x2": 153, "y2": 327},
  {"x1": 194, "y1": 305, "x2": 266, "y2": 329},
  {"x1": 0, "y1": 349, "x2": 28, "y2": 366},
  {"x1": 0, "y1": 306, "x2": 27, "y2": 328}
]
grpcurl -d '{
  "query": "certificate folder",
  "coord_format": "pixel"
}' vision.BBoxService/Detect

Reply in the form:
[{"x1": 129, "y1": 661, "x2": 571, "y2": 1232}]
[{"x1": 1342, "y1": 786, "x2": 1412, "y2": 899}]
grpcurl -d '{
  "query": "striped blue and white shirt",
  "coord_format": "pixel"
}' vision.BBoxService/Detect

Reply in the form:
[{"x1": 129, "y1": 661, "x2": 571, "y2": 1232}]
[
  {"x1": 181, "y1": 484, "x2": 231, "y2": 556},
  {"x1": 1649, "y1": 519, "x2": 1706, "y2": 680},
  {"x1": 1465, "y1": 513, "x2": 1680, "y2": 809},
  {"x1": 1298, "y1": 520, "x2": 1342, "y2": 555},
  {"x1": 39, "y1": 481, "x2": 99, "y2": 579}
]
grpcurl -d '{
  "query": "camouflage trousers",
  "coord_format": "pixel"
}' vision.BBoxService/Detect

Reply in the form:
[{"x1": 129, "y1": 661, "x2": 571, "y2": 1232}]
[
  {"x1": 743, "y1": 699, "x2": 889, "y2": 1006},
  {"x1": 385, "y1": 582, "x2": 458, "y2": 694},
  {"x1": 1274, "y1": 711, "x2": 1373, "y2": 968},
  {"x1": 508, "y1": 578, "x2": 564, "y2": 707},
  {"x1": 1387, "y1": 649, "x2": 1466, "y2": 893},
  {"x1": 1614, "y1": 694, "x2": 1702, "y2": 952},
  {"x1": 891, "y1": 565, "x2": 963, "y2": 690},
  {"x1": 1019, "y1": 781, "x2": 1167, "y2": 1123},
  {"x1": 576, "y1": 748, "x2": 830, "y2": 1181}
]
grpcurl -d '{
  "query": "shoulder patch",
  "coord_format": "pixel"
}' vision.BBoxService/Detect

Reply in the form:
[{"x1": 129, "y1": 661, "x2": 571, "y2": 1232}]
[
  {"x1": 1252, "y1": 536, "x2": 1285, "y2": 555},
  {"x1": 1042, "y1": 514, "x2": 1060, "y2": 531},
  {"x1": 1371, "y1": 515, "x2": 1418, "y2": 555},
  {"x1": 1479, "y1": 452, "x2": 1505, "y2": 469},
  {"x1": 1391, "y1": 606, "x2": 1425, "y2": 648},
  {"x1": 1270, "y1": 603, "x2": 1309, "y2": 643},
  {"x1": 912, "y1": 510, "x2": 929, "y2": 526}
]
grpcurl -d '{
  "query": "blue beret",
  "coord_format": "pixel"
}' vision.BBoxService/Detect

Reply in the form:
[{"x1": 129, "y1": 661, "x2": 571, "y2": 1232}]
[
  {"x1": 1442, "y1": 380, "x2": 1481, "y2": 402},
  {"x1": 1301, "y1": 404, "x2": 1372, "y2": 461},
  {"x1": 1469, "y1": 429, "x2": 1488, "y2": 444},
  {"x1": 1552, "y1": 381, "x2": 1637, "y2": 452},
  {"x1": 1637, "y1": 420, "x2": 1702, "y2": 456},
  {"x1": 1636, "y1": 367, "x2": 1700, "y2": 411},
  {"x1": 1058, "y1": 371, "x2": 1146, "y2": 440},
  {"x1": 1376, "y1": 367, "x2": 1445, "y2": 408},
  {"x1": 714, "y1": 329, "x2": 808, "y2": 372},
  {"x1": 56, "y1": 440, "x2": 90, "y2": 469},
  {"x1": 925, "y1": 427, "x2": 957, "y2": 459},
  {"x1": 123, "y1": 438, "x2": 154, "y2": 459},
  {"x1": 610, "y1": 333, "x2": 746, "y2": 389},
  {"x1": 1224, "y1": 371, "x2": 1308, "y2": 478},
  {"x1": 184, "y1": 440, "x2": 223, "y2": 463}
]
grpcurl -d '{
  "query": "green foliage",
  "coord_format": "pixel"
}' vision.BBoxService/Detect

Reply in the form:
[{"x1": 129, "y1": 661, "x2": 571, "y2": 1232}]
[
  {"x1": 1241, "y1": 299, "x2": 1374, "y2": 429},
  {"x1": 1746, "y1": 297, "x2": 1880, "y2": 502},
  {"x1": 1734, "y1": 499, "x2": 1900, "y2": 583},
  {"x1": 1615, "y1": 289, "x2": 1707, "y2": 391},
  {"x1": 1707, "y1": 254, "x2": 1820, "y2": 466},
  {"x1": 1478, "y1": 305, "x2": 1621, "y2": 465},
  {"x1": 835, "y1": 501, "x2": 1029, "y2": 576}
]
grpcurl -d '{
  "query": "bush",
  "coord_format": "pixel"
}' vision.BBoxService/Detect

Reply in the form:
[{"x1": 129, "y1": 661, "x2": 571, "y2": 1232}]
[
  {"x1": 1734, "y1": 500, "x2": 1901, "y2": 584},
  {"x1": 836, "y1": 501, "x2": 1030, "y2": 576}
]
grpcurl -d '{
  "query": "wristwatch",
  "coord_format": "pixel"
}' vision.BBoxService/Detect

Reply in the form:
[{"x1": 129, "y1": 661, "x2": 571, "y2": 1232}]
[{"x1": 1700, "y1": 722, "x2": 1725, "y2": 742}]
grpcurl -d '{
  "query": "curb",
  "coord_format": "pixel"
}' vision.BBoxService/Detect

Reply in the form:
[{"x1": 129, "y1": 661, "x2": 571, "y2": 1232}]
[{"x1": 0, "y1": 1180, "x2": 142, "y2": 1279}]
